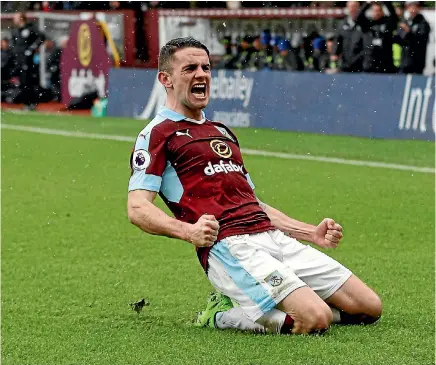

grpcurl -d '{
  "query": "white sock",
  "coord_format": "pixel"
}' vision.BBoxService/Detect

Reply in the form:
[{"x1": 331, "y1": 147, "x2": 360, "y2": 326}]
[
  {"x1": 215, "y1": 307, "x2": 266, "y2": 333},
  {"x1": 331, "y1": 307, "x2": 341, "y2": 323},
  {"x1": 256, "y1": 309, "x2": 287, "y2": 333},
  {"x1": 215, "y1": 308, "x2": 287, "y2": 334}
]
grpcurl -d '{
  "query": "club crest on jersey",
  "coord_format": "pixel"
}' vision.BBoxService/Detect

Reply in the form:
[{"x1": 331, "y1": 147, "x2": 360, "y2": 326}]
[
  {"x1": 214, "y1": 126, "x2": 235, "y2": 142},
  {"x1": 210, "y1": 139, "x2": 232, "y2": 158},
  {"x1": 132, "y1": 149, "x2": 151, "y2": 171}
]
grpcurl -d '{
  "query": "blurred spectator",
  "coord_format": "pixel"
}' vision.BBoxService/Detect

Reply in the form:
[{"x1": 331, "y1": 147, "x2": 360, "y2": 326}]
[
  {"x1": 241, "y1": 1, "x2": 307, "y2": 7},
  {"x1": 109, "y1": 1, "x2": 147, "y2": 62},
  {"x1": 1, "y1": 38, "x2": 15, "y2": 85},
  {"x1": 0, "y1": 1, "x2": 29, "y2": 12},
  {"x1": 392, "y1": 3, "x2": 404, "y2": 69},
  {"x1": 272, "y1": 38, "x2": 304, "y2": 71},
  {"x1": 333, "y1": 1, "x2": 364, "y2": 73},
  {"x1": 45, "y1": 38, "x2": 66, "y2": 101},
  {"x1": 247, "y1": 35, "x2": 271, "y2": 70},
  {"x1": 146, "y1": 1, "x2": 191, "y2": 9},
  {"x1": 1, "y1": 0, "x2": 432, "y2": 77},
  {"x1": 215, "y1": 36, "x2": 237, "y2": 69},
  {"x1": 395, "y1": 3, "x2": 404, "y2": 18},
  {"x1": 302, "y1": 27, "x2": 322, "y2": 70},
  {"x1": 27, "y1": 1, "x2": 52, "y2": 11},
  {"x1": 310, "y1": 1, "x2": 336, "y2": 7},
  {"x1": 260, "y1": 30, "x2": 274, "y2": 69},
  {"x1": 356, "y1": 1, "x2": 399, "y2": 73},
  {"x1": 270, "y1": 34, "x2": 283, "y2": 59},
  {"x1": 69, "y1": 2, "x2": 111, "y2": 10},
  {"x1": 234, "y1": 36, "x2": 254, "y2": 70},
  {"x1": 10, "y1": 12, "x2": 46, "y2": 109},
  {"x1": 311, "y1": 34, "x2": 327, "y2": 71},
  {"x1": 323, "y1": 36, "x2": 340, "y2": 73},
  {"x1": 30, "y1": 1, "x2": 112, "y2": 10},
  {"x1": 394, "y1": 1, "x2": 430, "y2": 74}
]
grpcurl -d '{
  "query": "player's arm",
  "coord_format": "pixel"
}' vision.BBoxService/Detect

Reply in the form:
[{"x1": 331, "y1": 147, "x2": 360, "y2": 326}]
[
  {"x1": 230, "y1": 124, "x2": 343, "y2": 249},
  {"x1": 127, "y1": 190, "x2": 218, "y2": 247},
  {"x1": 128, "y1": 189, "x2": 189, "y2": 240},
  {"x1": 257, "y1": 198, "x2": 343, "y2": 249}
]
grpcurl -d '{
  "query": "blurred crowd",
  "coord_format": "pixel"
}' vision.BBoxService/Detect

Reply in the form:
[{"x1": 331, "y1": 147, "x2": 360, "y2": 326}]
[
  {"x1": 1, "y1": 12, "x2": 65, "y2": 109},
  {"x1": 215, "y1": 1, "x2": 431, "y2": 74},
  {"x1": 0, "y1": 1, "x2": 355, "y2": 12},
  {"x1": 2, "y1": 0, "x2": 434, "y2": 11},
  {"x1": 1, "y1": 1, "x2": 432, "y2": 109}
]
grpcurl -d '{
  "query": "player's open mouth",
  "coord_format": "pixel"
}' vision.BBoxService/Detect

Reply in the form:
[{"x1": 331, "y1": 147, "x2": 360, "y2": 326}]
[{"x1": 191, "y1": 83, "x2": 207, "y2": 99}]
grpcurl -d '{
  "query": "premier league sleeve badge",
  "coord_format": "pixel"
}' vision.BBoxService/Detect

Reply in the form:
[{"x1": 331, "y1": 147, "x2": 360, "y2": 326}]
[{"x1": 132, "y1": 149, "x2": 151, "y2": 171}]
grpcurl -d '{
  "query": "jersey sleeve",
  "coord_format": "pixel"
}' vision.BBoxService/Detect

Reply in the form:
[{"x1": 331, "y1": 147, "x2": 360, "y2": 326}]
[{"x1": 128, "y1": 128, "x2": 168, "y2": 192}]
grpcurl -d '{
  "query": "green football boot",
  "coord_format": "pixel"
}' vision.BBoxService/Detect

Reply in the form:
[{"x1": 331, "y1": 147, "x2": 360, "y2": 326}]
[{"x1": 194, "y1": 292, "x2": 234, "y2": 328}]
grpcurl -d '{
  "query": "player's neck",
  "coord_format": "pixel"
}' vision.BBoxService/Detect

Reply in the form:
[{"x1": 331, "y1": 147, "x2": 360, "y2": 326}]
[{"x1": 165, "y1": 101, "x2": 203, "y2": 121}]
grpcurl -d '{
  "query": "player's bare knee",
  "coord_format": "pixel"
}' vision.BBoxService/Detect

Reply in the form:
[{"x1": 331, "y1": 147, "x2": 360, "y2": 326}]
[
  {"x1": 356, "y1": 290, "x2": 382, "y2": 320},
  {"x1": 349, "y1": 292, "x2": 382, "y2": 325},
  {"x1": 364, "y1": 294, "x2": 382, "y2": 323}
]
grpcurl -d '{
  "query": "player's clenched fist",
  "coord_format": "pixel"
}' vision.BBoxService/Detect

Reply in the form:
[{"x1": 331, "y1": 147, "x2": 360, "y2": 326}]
[
  {"x1": 187, "y1": 214, "x2": 220, "y2": 248},
  {"x1": 313, "y1": 218, "x2": 343, "y2": 249}
]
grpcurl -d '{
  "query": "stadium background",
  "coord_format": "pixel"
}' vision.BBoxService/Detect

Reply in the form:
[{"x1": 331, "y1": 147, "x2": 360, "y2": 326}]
[{"x1": 1, "y1": 1, "x2": 435, "y2": 365}]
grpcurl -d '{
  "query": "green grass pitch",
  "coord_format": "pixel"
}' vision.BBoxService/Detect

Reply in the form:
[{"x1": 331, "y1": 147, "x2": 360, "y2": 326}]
[{"x1": 1, "y1": 111, "x2": 434, "y2": 365}]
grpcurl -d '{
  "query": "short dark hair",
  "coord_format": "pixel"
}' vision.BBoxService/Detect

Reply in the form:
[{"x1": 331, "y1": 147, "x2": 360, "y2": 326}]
[{"x1": 158, "y1": 37, "x2": 210, "y2": 73}]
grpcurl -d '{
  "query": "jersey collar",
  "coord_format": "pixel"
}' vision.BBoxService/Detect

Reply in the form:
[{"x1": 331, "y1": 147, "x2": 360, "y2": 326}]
[{"x1": 158, "y1": 106, "x2": 206, "y2": 124}]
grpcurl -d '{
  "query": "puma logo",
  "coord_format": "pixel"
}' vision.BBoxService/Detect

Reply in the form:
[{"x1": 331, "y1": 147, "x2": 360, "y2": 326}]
[{"x1": 175, "y1": 129, "x2": 193, "y2": 138}]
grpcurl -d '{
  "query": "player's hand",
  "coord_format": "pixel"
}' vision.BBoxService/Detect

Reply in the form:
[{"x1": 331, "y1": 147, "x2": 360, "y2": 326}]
[
  {"x1": 312, "y1": 218, "x2": 343, "y2": 249},
  {"x1": 186, "y1": 214, "x2": 220, "y2": 248}
]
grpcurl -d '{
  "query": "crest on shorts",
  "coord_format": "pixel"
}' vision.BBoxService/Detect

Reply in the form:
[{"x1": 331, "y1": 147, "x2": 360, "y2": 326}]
[
  {"x1": 265, "y1": 271, "x2": 284, "y2": 287},
  {"x1": 132, "y1": 149, "x2": 151, "y2": 171}
]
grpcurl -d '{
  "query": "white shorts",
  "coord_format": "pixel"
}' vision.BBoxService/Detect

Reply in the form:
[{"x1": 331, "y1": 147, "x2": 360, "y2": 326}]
[{"x1": 207, "y1": 230, "x2": 352, "y2": 322}]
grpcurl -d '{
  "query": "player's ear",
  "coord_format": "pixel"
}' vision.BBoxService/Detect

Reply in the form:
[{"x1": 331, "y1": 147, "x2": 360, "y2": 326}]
[{"x1": 158, "y1": 71, "x2": 173, "y2": 89}]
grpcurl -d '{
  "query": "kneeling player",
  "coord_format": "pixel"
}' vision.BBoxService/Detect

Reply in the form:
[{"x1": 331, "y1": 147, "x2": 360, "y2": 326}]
[{"x1": 127, "y1": 37, "x2": 382, "y2": 335}]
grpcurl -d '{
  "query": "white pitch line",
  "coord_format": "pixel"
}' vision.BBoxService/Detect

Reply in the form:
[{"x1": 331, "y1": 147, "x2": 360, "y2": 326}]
[
  {"x1": 240, "y1": 148, "x2": 435, "y2": 174},
  {"x1": 2, "y1": 124, "x2": 434, "y2": 174},
  {"x1": 2, "y1": 124, "x2": 134, "y2": 142}
]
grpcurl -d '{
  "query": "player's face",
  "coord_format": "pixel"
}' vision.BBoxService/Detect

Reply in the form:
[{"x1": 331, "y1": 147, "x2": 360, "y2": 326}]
[{"x1": 170, "y1": 48, "x2": 211, "y2": 111}]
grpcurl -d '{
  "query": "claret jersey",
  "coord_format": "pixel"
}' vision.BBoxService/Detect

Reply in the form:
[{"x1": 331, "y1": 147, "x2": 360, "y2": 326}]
[{"x1": 129, "y1": 106, "x2": 274, "y2": 270}]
